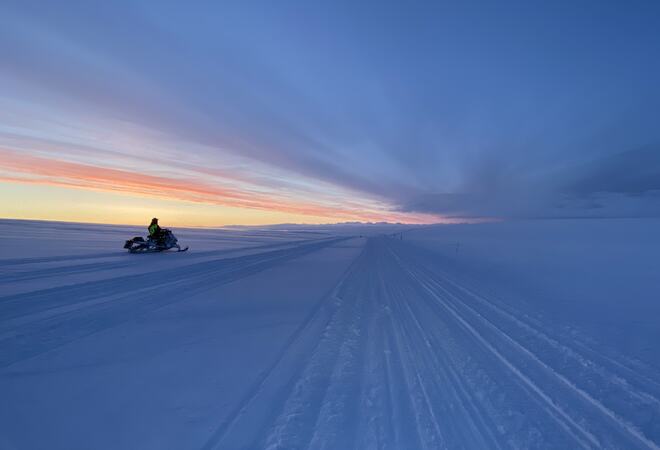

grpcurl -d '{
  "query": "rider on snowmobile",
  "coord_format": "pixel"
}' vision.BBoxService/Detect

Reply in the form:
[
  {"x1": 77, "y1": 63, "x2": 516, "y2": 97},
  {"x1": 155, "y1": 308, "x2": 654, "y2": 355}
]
[
  {"x1": 123, "y1": 218, "x2": 187, "y2": 252},
  {"x1": 148, "y1": 218, "x2": 163, "y2": 243}
]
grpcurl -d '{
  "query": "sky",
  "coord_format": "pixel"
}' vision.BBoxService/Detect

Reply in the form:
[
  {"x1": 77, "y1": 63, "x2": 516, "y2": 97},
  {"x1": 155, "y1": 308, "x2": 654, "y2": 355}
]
[{"x1": 1, "y1": 0, "x2": 659, "y2": 226}]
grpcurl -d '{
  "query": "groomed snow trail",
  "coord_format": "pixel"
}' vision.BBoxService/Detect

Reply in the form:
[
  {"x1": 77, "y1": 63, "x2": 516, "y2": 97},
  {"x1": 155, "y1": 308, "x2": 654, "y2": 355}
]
[
  {"x1": 2, "y1": 230, "x2": 659, "y2": 449},
  {"x1": 204, "y1": 237, "x2": 660, "y2": 450},
  {"x1": 0, "y1": 236, "x2": 348, "y2": 369}
]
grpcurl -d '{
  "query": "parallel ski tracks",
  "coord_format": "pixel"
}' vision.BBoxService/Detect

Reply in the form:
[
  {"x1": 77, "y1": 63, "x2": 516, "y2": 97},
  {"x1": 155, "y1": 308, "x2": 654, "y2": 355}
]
[
  {"x1": 388, "y1": 239, "x2": 660, "y2": 449},
  {"x1": 200, "y1": 244, "x2": 369, "y2": 450},
  {"x1": 5, "y1": 234, "x2": 658, "y2": 448},
  {"x1": 203, "y1": 236, "x2": 660, "y2": 449},
  {"x1": 0, "y1": 237, "x2": 332, "y2": 284},
  {"x1": 0, "y1": 237, "x2": 348, "y2": 369}
]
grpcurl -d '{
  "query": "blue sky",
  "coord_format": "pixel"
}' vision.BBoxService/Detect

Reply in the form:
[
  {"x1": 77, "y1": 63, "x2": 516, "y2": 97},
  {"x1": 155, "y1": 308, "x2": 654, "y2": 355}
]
[{"x1": 1, "y1": 0, "x2": 659, "y2": 224}]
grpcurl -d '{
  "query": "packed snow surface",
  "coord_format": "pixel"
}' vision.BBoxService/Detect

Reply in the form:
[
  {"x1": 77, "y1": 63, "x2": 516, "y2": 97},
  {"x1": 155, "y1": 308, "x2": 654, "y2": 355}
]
[{"x1": 1, "y1": 218, "x2": 659, "y2": 449}]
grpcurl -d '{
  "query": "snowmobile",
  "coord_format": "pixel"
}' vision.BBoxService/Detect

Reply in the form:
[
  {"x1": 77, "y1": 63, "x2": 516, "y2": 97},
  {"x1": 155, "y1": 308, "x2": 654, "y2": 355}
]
[{"x1": 123, "y1": 229, "x2": 188, "y2": 253}]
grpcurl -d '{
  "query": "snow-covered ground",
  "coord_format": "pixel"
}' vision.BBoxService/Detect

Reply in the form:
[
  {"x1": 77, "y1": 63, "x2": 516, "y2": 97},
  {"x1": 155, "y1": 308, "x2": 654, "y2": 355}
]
[{"x1": 1, "y1": 218, "x2": 659, "y2": 449}]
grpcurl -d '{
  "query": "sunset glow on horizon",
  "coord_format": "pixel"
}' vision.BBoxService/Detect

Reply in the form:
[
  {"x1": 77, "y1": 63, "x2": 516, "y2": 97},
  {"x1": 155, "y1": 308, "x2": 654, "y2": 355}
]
[{"x1": 0, "y1": 147, "x2": 446, "y2": 227}]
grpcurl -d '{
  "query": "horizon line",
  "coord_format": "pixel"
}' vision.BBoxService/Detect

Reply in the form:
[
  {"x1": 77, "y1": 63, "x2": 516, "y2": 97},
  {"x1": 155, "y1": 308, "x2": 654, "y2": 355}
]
[{"x1": 0, "y1": 216, "x2": 463, "y2": 230}]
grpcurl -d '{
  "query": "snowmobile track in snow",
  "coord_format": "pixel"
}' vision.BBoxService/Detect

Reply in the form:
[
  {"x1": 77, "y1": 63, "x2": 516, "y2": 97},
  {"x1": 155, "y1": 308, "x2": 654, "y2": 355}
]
[
  {"x1": 0, "y1": 237, "x2": 348, "y2": 368},
  {"x1": 2, "y1": 233, "x2": 659, "y2": 449},
  {"x1": 201, "y1": 236, "x2": 660, "y2": 450}
]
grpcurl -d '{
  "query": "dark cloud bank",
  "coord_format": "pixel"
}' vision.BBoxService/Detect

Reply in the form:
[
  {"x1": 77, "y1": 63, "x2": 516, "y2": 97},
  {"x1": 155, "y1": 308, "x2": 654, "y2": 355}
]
[{"x1": 399, "y1": 146, "x2": 660, "y2": 219}]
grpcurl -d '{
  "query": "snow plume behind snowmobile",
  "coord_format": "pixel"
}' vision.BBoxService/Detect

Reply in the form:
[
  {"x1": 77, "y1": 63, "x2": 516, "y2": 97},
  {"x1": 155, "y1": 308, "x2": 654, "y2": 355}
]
[{"x1": 123, "y1": 229, "x2": 188, "y2": 253}]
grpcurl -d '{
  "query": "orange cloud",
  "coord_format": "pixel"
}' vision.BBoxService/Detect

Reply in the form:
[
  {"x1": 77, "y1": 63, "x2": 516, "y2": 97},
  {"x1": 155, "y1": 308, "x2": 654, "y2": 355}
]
[{"x1": 0, "y1": 149, "x2": 442, "y2": 224}]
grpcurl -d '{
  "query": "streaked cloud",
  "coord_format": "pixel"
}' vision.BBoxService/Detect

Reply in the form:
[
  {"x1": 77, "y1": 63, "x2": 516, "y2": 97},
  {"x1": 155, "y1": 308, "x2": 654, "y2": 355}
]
[
  {"x1": 0, "y1": 0, "x2": 659, "y2": 223},
  {"x1": 0, "y1": 149, "x2": 440, "y2": 224}
]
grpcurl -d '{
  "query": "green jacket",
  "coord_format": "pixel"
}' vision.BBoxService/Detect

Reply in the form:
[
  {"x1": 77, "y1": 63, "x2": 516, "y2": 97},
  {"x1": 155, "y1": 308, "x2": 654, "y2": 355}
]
[{"x1": 148, "y1": 223, "x2": 161, "y2": 236}]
